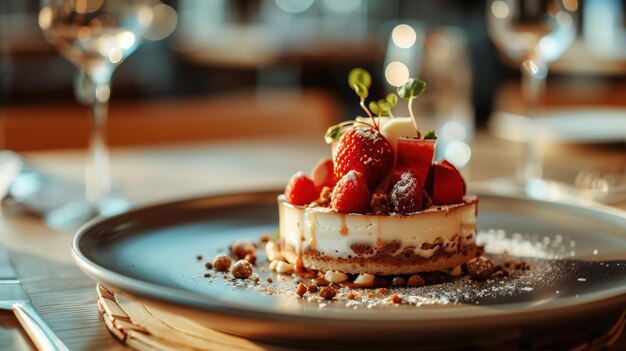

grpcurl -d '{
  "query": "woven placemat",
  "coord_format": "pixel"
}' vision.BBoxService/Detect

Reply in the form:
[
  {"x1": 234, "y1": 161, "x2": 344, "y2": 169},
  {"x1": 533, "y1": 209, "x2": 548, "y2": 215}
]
[
  {"x1": 96, "y1": 284, "x2": 625, "y2": 351},
  {"x1": 96, "y1": 284, "x2": 296, "y2": 351}
]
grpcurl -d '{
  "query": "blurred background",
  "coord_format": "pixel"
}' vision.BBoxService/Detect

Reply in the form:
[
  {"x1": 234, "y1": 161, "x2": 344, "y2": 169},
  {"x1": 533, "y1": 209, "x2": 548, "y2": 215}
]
[{"x1": 0, "y1": 0, "x2": 624, "y2": 181}]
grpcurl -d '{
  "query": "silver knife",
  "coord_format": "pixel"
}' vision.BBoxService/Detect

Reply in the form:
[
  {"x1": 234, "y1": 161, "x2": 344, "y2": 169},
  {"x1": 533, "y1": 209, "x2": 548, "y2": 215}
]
[{"x1": 0, "y1": 243, "x2": 69, "y2": 351}]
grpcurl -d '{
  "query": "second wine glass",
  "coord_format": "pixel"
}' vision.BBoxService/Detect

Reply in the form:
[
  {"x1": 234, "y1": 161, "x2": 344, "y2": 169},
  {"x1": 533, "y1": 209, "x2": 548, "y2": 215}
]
[
  {"x1": 487, "y1": 0, "x2": 577, "y2": 182},
  {"x1": 39, "y1": 0, "x2": 154, "y2": 219}
]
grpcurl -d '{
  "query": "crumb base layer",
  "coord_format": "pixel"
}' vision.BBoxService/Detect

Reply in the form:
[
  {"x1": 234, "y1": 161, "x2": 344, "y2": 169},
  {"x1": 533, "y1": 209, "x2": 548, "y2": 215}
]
[{"x1": 282, "y1": 242, "x2": 480, "y2": 275}]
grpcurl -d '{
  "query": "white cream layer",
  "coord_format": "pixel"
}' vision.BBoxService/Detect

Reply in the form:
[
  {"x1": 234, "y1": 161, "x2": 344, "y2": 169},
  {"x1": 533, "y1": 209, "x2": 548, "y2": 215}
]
[{"x1": 278, "y1": 195, "x2": 477, "y2": 259}]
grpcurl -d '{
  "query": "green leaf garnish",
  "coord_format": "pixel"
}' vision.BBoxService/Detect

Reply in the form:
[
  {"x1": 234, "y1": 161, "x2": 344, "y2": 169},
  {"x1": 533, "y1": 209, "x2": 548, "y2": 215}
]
[
  {"x1": 378, "y1": 100, "x2": 391, "y2": 115},
  {"x1": 354, "y1": 82, "x2": 369, "y2": 100},
  {"x1": 424, "y1": 129, "x2": 437, "y2": 140},
  {"x1": 348, "y1": 68, "x2": 372, "y2": 90},
  {"x1": 397, "y1": 79, "x2": 426, "y2": 99},
  {"x1": 324, "y1": 124, "x2": 342, "y2": 144},
  {"x1": 368, "y1": 101, "x2": 380, "y2": 116},
  {"x1": 386, "y1": 93, "x2": 398, "y2": 107}
]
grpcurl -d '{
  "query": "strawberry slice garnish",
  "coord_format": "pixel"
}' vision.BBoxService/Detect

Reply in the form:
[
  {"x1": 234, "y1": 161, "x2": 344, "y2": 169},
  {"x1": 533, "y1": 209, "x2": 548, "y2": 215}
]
[
  {"x1": 334, "y1": 127, "x2": 393, "y2": 191},
  {"x1": 331, "y1": 170, "x2": 371, "y2": 214},
  {"x1": 311, "y1": 158, "x2": 335, "y2": 188},
  {"x1": 284, "y1": 172, "x2": 319, "y2": 206},
  {"x1": 425, "y1": 160, "x2": 466, "y2": 205},
  {"x1": 390, "y1": 171, "x2": 427, "y2": 214},
  {"x1": 389, "y1": 137, "x2": 435, "y2": 190}
]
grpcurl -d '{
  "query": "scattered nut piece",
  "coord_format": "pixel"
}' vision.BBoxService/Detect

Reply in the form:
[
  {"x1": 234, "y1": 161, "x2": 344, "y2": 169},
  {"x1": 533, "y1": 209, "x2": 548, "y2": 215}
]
[
  {"x1": 269, "y1": 260, "x2": 280, "y2": 271},
  {"x1": 295, "y1": 283, "x2": 308, "y2": 297},
  {"x1": 324, "y1": 270, "x2": 349, "y2": 283},
  {"x1": 307, "y1": 284, "x2": 318, "y2": 293},
  {"x1": 212, "y1": 254, "x2": 232, "y2": 272},
  {"x1": 392, "y1": 277, "x2": 406, "y2": 286},
  {"x1": 347, "y1": 292, "x2": 358, "y2": 300},
  {"x1": 466, "y1": 256, "x2": 495, "y2": 281},
  {"x1": 370, "y1": 190, "x2": 390, "y2": 215},
  {"x1": 318, "y1": 286, "x2": 337, "y2": 300},
  {"x1": 376, "y1": 288, "x2": 388, "y2": 294},
  {"x1": 446, "y1": 265, "x2": 463, "y2": 277},
  {"x1": 314, "y1": 186, "x2": 332, "y2": 207},
  {"x1": 204, "y1": 262, "x2": 213, "y2": 270},
  {"x1": 388, "y1": 293, "x2": 402, "y2": 304},
  {"x1": 244, "y1": 253, "x2": 257, "y2": 265},
  {"x1": 265, "y1": 241, "x2": 283, "y2": 261},
  {"x1": 196, "y1": 255, "x2": 203, "y2": 261},
  {"x1": 407, "y1": 274, "x2": 425, "y2": 287},
  {"x1": 203, "y1": 272, "x2": 211, "y2": 278},
  {"x1": 313, "y1": 277, "x2": 330, "y2": 286},
  {"x1": 231, "y1": 260, "x2": 253, "y2": 279},
  {"x1": 276, "y1": 261, "x2": 294, "y2": 274},
  {"x1": 230, "y1": 240, "x2": 256, "y2": 259},
  {"x1": 354, "y1": 273, "x2": 375, "y2": 287},
  {"x1": 267, "y1": 277, "x2": 273, "y2": 283}
]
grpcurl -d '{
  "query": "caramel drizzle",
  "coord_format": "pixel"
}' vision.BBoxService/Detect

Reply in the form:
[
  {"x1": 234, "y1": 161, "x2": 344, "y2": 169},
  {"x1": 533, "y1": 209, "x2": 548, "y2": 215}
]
[{"x1": 340, "y1": 215, "x2": 348, "y2": 236}]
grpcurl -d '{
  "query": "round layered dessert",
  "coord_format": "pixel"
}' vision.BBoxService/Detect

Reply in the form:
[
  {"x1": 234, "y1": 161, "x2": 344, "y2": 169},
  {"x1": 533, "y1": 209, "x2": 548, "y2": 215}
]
[
  {"x1": 279, "y1": 195, "x2": 478, "y2": 275},
  {"x1": 277, "y1": 69, "x2": 478, "y2": 276}
]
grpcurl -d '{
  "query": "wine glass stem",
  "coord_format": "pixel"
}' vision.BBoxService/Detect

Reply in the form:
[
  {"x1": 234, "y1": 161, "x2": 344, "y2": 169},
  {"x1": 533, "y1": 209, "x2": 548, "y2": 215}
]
[
  {"x1": 519, "y1": 58, "x2": 547, "y2": 182},
  {"x1": 77, "y1": 68, "x2": 113, "y2": 209},
  {"x1": 87, "y1": 94, "x2": 111, "y2": 207}
]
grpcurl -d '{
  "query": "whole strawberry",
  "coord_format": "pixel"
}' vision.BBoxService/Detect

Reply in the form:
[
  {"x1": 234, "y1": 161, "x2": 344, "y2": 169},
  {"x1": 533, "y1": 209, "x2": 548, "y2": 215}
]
[
  {"x1": 334, "y1": 127, "x2": 393, "y2": 191},
  {"x1": 331, "y1": 170, "x2": 371, "y2": 214},
  {"x1": 390, "y1": 171, "x2": 427, "y2": 214}
]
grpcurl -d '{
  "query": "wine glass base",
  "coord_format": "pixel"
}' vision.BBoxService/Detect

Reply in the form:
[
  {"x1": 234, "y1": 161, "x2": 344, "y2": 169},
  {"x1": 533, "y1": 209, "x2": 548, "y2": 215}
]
[
  {"x1": 479, "y1": 176, "x2": 619, "y2": 205},
  {"x1": 3, "y1": 165, "x2": 131, "y2": 230},
  {"x1": 44, "y1": 197, "x2": 130, "y2": 230}
]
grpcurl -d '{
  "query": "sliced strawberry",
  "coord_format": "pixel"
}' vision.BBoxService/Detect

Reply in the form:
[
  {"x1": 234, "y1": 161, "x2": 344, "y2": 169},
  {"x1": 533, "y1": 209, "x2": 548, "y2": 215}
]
[
  {"x1": 425, "y1": 160, "x2": 466, "y2": 205},
  {"x1": 334, "y1": 127, "x2": 393, "y2": 191},
  {"x1": 389, "y1": 137, "x2": 435, "y2": 190},
  {"x1": 284, "y1": 172, "x2": 319, "y2": 206},
  {"x1": 331, "y1": 170, "x2": 371, "y2": 214},
  {"x1": 311, "y1": 158, "x2": 335, "y2": 188}
]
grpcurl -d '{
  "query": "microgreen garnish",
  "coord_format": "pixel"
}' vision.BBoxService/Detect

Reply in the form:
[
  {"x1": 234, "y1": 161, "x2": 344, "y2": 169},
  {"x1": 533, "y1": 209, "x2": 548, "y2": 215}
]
[
  {"x1": 325, "y1": 125, "x2": 342, "y2": 144},
  {"x1": 423, "y1": 129, "x2": 437, "y2": 140},
  {"x1": 385, "y1": 93, "x2": 398, "y2": 118},
  {"x1": 397, "y1": 78, "x2": 426, "y2": 130},
  {"x1": 348, "y1": 68, "x2": 377, "y2": 129},
  {"x1": 343, "y1": 68, "x2": 431, "y2": 139},
  {"x1": 324, "y1": 120, "x2": 375, "y2": 144}
]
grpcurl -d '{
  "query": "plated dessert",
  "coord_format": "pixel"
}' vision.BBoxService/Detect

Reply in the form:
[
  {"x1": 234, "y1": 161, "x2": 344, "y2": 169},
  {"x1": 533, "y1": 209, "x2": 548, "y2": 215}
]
[{"x1": 277, "y1": 69, "x2": 479, "y2": 279}]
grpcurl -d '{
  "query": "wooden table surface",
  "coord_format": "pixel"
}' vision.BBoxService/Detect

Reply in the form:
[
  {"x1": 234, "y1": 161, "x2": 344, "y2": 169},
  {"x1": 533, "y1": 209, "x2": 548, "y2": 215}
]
[{"x1": 0, "y1": 133, "x2": 624, "y2": 350}]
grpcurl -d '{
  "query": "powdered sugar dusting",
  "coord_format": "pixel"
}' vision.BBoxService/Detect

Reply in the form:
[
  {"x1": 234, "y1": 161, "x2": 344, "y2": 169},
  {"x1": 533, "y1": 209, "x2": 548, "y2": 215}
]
[
  {"x1": 477, "y1": 229, "x2": 568, "y2": 259},
  {"x1": 201, "y1": 228, "x2": 585, "y2": 310}
]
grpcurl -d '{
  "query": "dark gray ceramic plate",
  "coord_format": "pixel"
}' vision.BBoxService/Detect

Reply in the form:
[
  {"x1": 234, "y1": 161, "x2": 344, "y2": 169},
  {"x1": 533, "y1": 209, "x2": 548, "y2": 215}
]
[{"x1": 72, "y1": 190, "x2": 626, "y2": 345}]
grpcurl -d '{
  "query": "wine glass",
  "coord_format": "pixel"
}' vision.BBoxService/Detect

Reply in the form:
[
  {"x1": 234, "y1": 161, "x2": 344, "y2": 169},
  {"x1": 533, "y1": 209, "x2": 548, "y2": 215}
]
[
  {"x1": 38, "y1": 0, "x2": 153, "y2": 219},
  {"x1": 486, "y1": 0, "x2": 577, "y2": 184}
]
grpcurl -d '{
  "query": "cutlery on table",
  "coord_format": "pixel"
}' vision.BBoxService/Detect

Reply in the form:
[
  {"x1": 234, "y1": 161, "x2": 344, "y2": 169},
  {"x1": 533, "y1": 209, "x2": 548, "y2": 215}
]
[{"x1": 0, "y1": 243, "x2": 69, "y2": 351}]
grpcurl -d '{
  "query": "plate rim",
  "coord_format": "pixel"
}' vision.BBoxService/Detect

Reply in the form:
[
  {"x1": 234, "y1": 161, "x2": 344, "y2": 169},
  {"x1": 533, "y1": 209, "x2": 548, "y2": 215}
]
[{"x1": 72, "y1": 189, "x2": 626, "y2": 325}]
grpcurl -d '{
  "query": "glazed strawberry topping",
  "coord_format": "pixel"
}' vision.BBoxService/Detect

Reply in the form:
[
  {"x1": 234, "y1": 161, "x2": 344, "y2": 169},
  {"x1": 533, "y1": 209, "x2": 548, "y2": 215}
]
[
  {"x1": 331, "y1": 170, "x2": 371, "y2": 214},
  {"x1": 389, "y1": 137, "x2": 435, "y2": 191},
  {"x1": 390, "y1": 171, "x2": 427, "y2": 214},
  {"x1": 311, "y1": 158, "x2": 336, "y2": 188},
  {"x1": 425, "y1": 160, "x2": 466, "y2": 205},
  {"x1": 334, "y1": 127, "x2": 393, "y2": 191},
  {"x1": 284, "y1": 172, "x2": 319, "y2": 206}
]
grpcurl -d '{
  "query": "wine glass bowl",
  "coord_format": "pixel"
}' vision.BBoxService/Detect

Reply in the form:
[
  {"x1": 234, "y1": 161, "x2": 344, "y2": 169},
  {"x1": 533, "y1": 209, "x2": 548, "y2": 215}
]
[
  {"x1": 486, "y1": 0, "x2": 578, "y2": 183},
  {"x1": 39, "y1": 1, "x2": 150, "y2": 80},
  {"x1": 487, "y1": 0, "x2": 576, "y2": 66}
]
